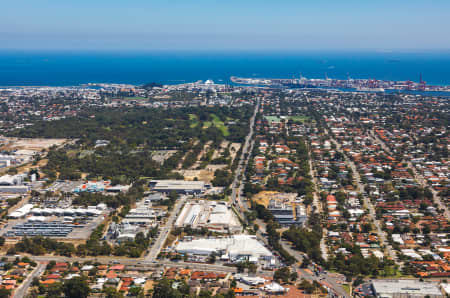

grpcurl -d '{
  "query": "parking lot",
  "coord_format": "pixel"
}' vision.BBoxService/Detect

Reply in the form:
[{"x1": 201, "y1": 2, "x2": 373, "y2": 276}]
[
  {"x1": 44, "y1": 181, "x2": 83, "y2": 193},
  {"x1": 1, "y1": 211, "x2": 108, "y2": 240}
]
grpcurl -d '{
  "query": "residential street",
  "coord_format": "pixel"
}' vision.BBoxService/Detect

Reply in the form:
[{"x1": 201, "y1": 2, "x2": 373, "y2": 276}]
[
  {"x1": 13, "y1": 263, "x2": 45, "y2": 298},
  {"x1": 330, "y1": 135, "x2": 399, "y2": 264},
  {"x1": 370, "y1": 130, "x2": 449, "y2": 219}
]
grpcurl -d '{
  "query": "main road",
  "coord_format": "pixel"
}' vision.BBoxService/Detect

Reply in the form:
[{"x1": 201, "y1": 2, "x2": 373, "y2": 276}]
[
  {"x1": 229, "y1": 97, "x2": 348, "y2": 297},
  {"x1": 231, "y1": 97, "x2": 260, "y2": 216},
  {"x1": 145, "y1": 195, "x2": 187, "y2": 262},
  {"x1": 28, "y1": 255, "x2": 242, "y2": 273}
]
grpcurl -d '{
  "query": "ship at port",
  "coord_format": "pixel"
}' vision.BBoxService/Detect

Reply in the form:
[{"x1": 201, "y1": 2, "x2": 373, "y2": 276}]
[
  {"x1": 230, "y1": 75, "x2": 450, "y2": 93},
  {"x1": 356, "y1": 87, "x2": 385, "y2": 92},
  {"x1": 230, "y1": 76, "x2": 317, "y2": 89}
]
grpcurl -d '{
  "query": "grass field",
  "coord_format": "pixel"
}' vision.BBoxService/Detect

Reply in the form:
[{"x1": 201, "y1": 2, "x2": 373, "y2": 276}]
[
  {"x1": 189, "y1": 113, "x2": 230, "y2": 136},
  {"x1": 189, "y1": 114, "x2": 199, "y2": 128},
  {"x1": 203, "y1": 114, "x2": 229, "y2": 136},
  {"x1": 288, "y1": 115, "x2": 312, "y2": 123}
]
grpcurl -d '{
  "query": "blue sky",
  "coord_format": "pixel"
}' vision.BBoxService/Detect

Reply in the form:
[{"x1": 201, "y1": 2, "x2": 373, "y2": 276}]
[{"x1": 1, "y1": 0, "x2": 450, "y2": 51}]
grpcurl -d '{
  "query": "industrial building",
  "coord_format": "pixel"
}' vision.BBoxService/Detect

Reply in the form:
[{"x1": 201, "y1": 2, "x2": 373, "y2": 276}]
[
  {"x1": 371, "y1": 279, "x2": 443, "y2": 298},
  {"x1": 121, "y1": 205, "x2": 165, "y2": 226},
  {"x1": 149, "y1": 180, "x2": 208, "y2": 195},
  {"x1": 111, "y1": 223, "x2": 141, "y2": 243},
  {"x1": 144, "y1": 193, "x2": 168, "y2": 204},
  {"x1": 109, "y1": 201, "x2": 164, "y2": 243},
  {"x1": 175, "y1": 234, "x2": 274, "y2": 264},
  {"x1": 175, "y1": 200, "x2": 241, "y2": 233},
  {"x1": 0, "y1": 174, "x2": 29, "y2": 193}
]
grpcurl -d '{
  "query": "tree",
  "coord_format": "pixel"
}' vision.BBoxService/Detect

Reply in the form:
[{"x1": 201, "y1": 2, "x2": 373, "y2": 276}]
[
  {"x1": 45, "y1": 282, "x2": 64, "y2": 297},
  {"x1": 63, "y1": 277, "x2": 90, "y2": 298},
  {"x1": 301, "y1": 257, "x2": 310, "y2": 268},
  {"x1": 32, "y1": 277, "x2": 40, "y2": 287},
  {"x1": 362, "y1": 223, "x2": 372, "y2": 233},
  {"x1": 46, "y1": 260, "x2": 56, "y2": 270},
  {"x1": 198, "y1": 290, "x2": 212, "y2": 298},
  {"x1": 0, "y1": 289, "x2": 10, "y2": 298},
  {"x1": 298, "y1": 279, "x2": 315, "y2": 294},
  {"x1": 128, "y1": 286, "x2": 143, "y2": 297},
  {"x1": 303, "y1": 194, "x2": 313, "y2": 206},
  {"x1": 274, "y1": 267, "x2": 291, "y2": 283},
  {"x1": 152, "y1": 279, "x2": 183, "y2": 298},
  {"x1": 208, "y1": 253, "x2": 216, "y2": 264},
  {"x1": 248, "y1": 263, "x2": 257, "y2": 274},
  {"x1": 103, "y1": 287, "x2": 124, "y2": 298}
]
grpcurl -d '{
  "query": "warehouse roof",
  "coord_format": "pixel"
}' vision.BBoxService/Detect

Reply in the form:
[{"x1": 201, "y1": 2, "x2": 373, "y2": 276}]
[
  {"x1": 372, "y1": 279, "x2": 442, "y2": 297},
  {"x1": 175, "y1": 234, "x2": 273, "y2": 260},
  {"x1": 150, "y1": 180, "x2": 205, "y2": 190}
]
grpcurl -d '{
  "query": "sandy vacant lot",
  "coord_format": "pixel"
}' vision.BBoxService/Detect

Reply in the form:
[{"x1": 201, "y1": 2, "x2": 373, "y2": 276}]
[
  {"x1": 253, "y1": 191, "x2": 298, "y2": 207},
  {"x1": 179, "y1": 169, "x2": 214, "y2": 182},
  {"x1": 1, "y1": 137, "x2": 67, "y2": 151}
]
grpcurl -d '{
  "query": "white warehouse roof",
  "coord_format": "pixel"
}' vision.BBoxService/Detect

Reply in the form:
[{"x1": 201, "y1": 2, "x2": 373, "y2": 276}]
[{"x1": 175, "y1": 234, "x2": 273, "y2": 261}]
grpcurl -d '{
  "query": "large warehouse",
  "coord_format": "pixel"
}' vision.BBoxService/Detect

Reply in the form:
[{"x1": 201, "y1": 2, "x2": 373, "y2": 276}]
[
  {"x1": 175, "y1": 200, "x2": 241, "y2": 233},
  {"x1": 149, "y1": 180, "x2": 207, "y2": 195},
  {"x1": 371, "y1": 280, "x2": 443, "y2": 298},
  {"x1": 175, "y1": 234, "x2": 274, "y2": 264}
]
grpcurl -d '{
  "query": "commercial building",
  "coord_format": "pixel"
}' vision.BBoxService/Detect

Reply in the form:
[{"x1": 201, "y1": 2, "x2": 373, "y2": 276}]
[
  {"x1": 122, "y1": 206, "x2": 164, "y2": 226},
  {"x1": 149, "y1": 180, "x2": 207, "y2": 195},
  {"x1": 175, "y1": 234, "x2": 274, "y2": 264},
  {"x1": 175, "y1": 200, "x2": 241, "y2": 233},
  {"x1": 371, "y1": 279, "x2": 443, "y2": 298},
  {"x1": 268, "y1": 199, "x2": 307, "y2": 227}
]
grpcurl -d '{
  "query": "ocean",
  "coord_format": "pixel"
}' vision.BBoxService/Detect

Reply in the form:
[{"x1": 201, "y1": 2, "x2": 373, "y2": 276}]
[{"x1": 1, "y1": 50, "x2": 450, "y2": 86}]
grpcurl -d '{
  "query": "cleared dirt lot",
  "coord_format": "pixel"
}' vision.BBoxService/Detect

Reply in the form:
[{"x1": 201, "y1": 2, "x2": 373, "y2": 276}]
[
  {"x1": 1, "y1": 137, "x2": 67, "y2": 151},
  {"x1": 253, "y1": 191, "x2": 280, "y2": 207},
  {"x1": 151, "y1": 150, "x2": 177, "y2": 164},
  {"x1": 252, "y1": 191, "x2": 298, "y2": 207},
  {"x1": 179, "y1": 169, "x2": 214, "y2": 182},
  {"x1": 179, "y1": 164, "x2": 228, "y2": 183}
]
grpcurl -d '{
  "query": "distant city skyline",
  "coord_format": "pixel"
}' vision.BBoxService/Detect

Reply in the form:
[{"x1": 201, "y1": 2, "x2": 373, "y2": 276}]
[{"x1": 2, "y1": 0, "x2": 450, "y2": 51}]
